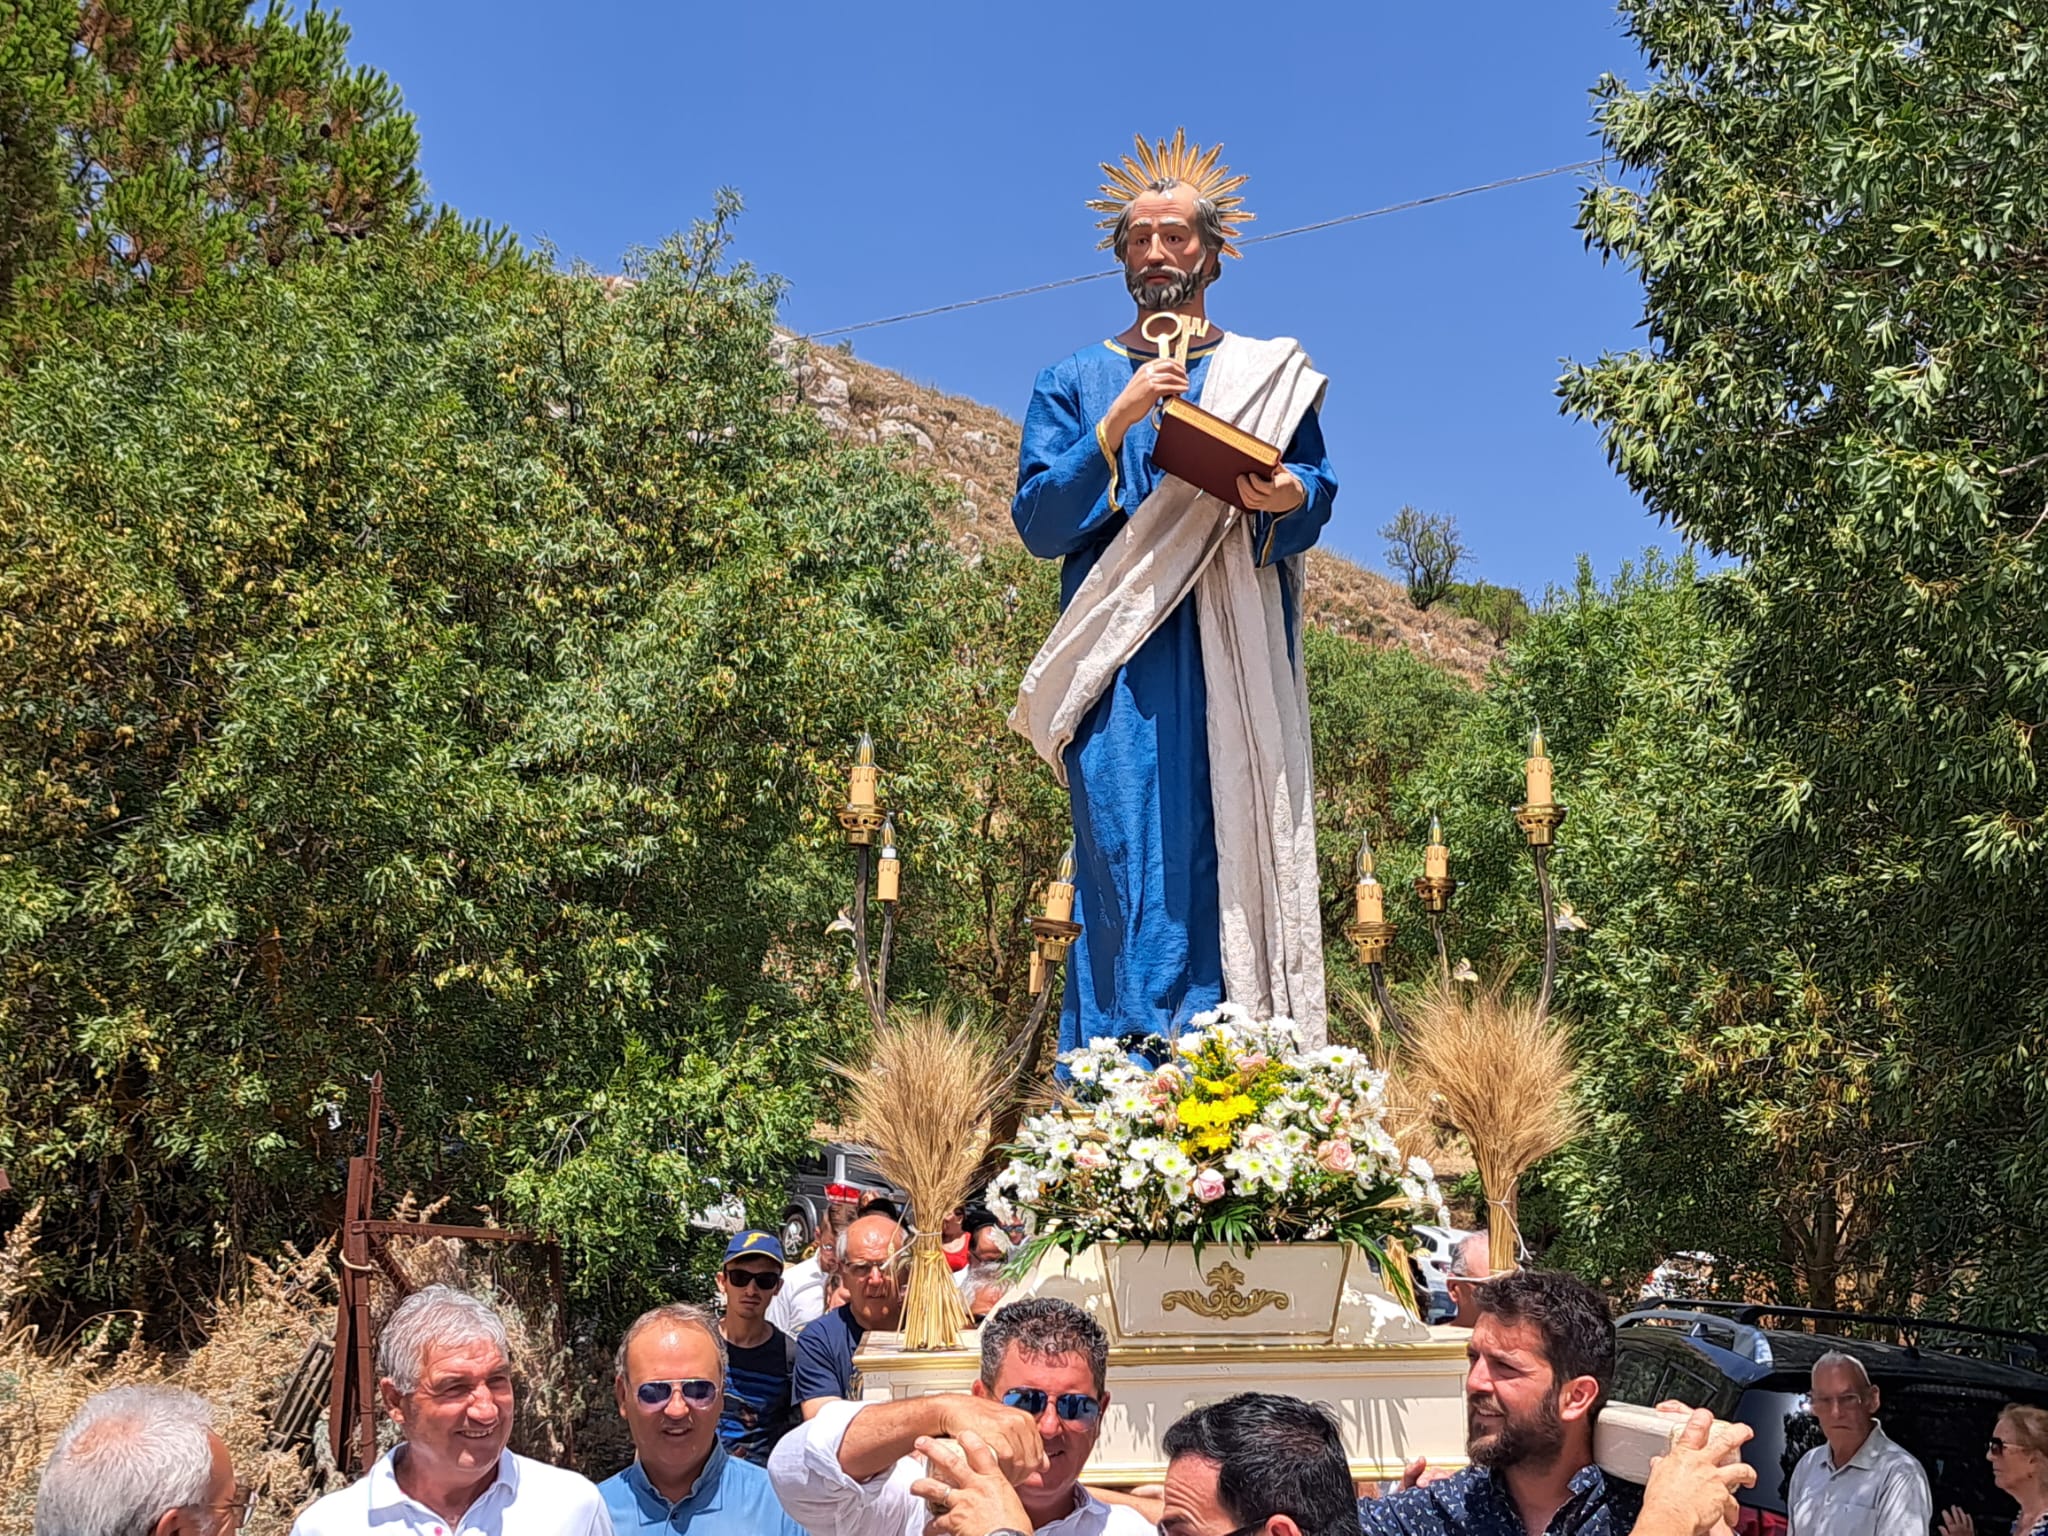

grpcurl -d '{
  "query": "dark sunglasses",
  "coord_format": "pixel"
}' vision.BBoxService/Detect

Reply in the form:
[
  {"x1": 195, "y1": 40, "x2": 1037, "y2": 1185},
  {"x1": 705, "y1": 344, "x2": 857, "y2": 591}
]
[
  {"x1": 722, "y1": 1268, "x2": 782, "y2": 1291},
  {"x1": 634, "y1": 1377, "x2": 718, "y2": 1409},
  {"x1": 1990, "y1": 1436, "x2": 2009, "y2": 1454},
  {"x1": 1002, "y1": 1387, "x2": 1101, "y2": 1424}
]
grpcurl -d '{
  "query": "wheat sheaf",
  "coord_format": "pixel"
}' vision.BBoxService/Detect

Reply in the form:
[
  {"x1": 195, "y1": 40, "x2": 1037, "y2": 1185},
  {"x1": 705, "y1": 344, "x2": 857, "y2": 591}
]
[{"x1": 833, "y1": 1005, "x2": 1008, "y2": 1350}]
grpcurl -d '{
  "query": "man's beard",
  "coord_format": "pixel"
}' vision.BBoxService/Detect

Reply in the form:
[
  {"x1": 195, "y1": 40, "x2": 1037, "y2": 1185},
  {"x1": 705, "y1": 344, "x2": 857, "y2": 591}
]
[
  {"x1": 1467, "y1": 1390, "x2": 1568, "y2": 1470},
  {"x1": 1127, "y1": 262, "x2": 1208, "y2": 312}
]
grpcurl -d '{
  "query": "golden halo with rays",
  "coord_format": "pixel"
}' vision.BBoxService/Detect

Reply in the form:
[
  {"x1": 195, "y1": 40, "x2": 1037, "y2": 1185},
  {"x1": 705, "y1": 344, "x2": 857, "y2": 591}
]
[{"x1": 1088, "y1": 129, "x2": 1255, "y2": 260}]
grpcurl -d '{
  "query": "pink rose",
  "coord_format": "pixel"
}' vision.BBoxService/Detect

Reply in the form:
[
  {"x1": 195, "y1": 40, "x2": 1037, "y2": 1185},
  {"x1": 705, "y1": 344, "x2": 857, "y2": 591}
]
[
  {"x1": 1236, "y1": 1051, "x2": 1270, "y2": 1077},
  {"x1": 1074, "y1": 1143, "x2": 1110, "y2": 1172},
  {"x1": 1192, "y1": 1168, "x2": 1227, "y2": 1203},
  {"x1": 1316, "y1": 1139, "x2": 1357, "y2": 1174}
]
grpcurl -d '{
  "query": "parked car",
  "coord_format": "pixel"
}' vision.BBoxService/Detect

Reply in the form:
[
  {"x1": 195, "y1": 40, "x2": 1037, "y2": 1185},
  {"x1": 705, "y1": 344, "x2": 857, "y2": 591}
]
[
  {"x1": 1410, "y1": 1223, "x2": 1472, "y2": 1324},
  {"x1": 780, "y1": 1139, "x2": 912, "y2": 1256},
  {"x1": 1612, "y1": 1301, "x2": 2048, "y2": 1536}
]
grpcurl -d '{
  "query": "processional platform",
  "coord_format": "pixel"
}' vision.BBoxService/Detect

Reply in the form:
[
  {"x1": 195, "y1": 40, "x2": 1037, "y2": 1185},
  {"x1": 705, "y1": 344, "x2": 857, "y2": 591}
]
[{"x1": 853, "y1": 1241, "x2": 1474, "y2": 1485}]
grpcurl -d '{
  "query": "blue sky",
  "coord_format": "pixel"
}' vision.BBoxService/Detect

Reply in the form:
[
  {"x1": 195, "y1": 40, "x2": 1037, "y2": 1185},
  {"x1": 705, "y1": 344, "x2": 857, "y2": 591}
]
[{"x1": 331, "y1": 0, "x2": 1678, "y2": 595}]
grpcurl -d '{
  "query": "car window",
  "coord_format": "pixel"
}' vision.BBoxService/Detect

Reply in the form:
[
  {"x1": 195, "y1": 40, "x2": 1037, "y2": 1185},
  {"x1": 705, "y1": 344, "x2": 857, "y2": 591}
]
[
  {"x1": 1732, "y1": 1387, "x2": 1819, "y2": 1513},
  {"x1": 1612, "y1": 1342, "x2": 1672, "y2": 1408},
  {"x1": 1877, "y1": 1380, "x2": 2027, "y2": 1528},
  {"x1": 1660, "y1": 1353, "x2": 1736, "y2": 1415}
]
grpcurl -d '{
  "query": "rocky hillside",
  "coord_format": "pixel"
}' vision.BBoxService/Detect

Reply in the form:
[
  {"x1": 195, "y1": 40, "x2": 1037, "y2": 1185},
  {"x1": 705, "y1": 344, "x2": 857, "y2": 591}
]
[{"x1": 785, "y1": 339, "x2": 1502, "y2": 683}]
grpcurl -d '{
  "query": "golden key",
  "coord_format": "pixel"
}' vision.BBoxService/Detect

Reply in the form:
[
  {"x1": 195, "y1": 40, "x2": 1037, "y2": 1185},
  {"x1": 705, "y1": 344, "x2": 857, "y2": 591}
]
[{"x1": 1140, "y1": 310, "x2": 1210, "y2": 371}]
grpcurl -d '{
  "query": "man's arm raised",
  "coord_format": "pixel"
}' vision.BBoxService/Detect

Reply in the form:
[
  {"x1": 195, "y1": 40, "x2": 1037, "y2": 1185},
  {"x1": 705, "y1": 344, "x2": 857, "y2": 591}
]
[{"x1": 836, "y1": 1392, "x2": 1048, "y2": 1484}]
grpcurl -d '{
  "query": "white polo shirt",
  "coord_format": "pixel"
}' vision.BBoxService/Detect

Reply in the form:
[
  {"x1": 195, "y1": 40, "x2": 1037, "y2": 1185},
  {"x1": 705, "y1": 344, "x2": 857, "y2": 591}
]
[
  {"x1": 1787, "y1": 1421, "x2": 1932, "y2": 1536},
  {"x1": 290, "y1": 1447, "x2": 612, "y2": 1536}
]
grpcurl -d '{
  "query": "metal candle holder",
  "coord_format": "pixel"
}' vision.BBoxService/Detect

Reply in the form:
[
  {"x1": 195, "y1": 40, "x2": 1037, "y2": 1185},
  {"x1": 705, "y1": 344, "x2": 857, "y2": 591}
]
[
  {"x1": 1346, "y1": 795, "x2": 1569, "y2": 1034},
  {"x1": 834, "y1": 739, "x2": 1079, "y2": 1077}
]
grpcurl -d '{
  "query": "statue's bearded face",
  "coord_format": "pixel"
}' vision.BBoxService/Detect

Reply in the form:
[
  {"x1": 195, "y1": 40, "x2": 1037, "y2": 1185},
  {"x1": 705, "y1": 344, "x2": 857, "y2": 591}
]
[{"x1": 1122, "y1": 186, "x2": 1215, "y2": 312}]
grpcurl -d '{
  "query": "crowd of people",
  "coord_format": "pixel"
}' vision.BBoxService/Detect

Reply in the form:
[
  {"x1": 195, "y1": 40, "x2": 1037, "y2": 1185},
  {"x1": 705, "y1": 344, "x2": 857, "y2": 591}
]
[{"x1": 30, "y1": 1231, "x2": 2047, "y2": 1536}]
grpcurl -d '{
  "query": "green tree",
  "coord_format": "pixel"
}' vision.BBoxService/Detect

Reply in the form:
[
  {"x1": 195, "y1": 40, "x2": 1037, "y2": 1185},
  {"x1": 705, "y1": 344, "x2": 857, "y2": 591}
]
[
  {"x1": 0, "y1": 200, "x2": 1005, "y2": 1323},
  {"x1": 1560, "y1": 0, "x2": 2048, "y2": 1323},
  {"x1": 1380, "y1": 506, "x2": 1467, "y2": 611},
  {"x1": 1447, "y1": 581, "x2": 1532, "y2": 648},
  {"x1": 0, "y1": 0, "x2": 421, "y2": 341}
]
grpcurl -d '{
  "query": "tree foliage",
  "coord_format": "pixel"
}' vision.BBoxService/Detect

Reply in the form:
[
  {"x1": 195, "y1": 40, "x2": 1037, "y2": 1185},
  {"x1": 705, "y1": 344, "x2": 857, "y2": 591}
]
[
  {"x1": 1415, "y1": 553, "x2": 2048, "y2": 1324},
  {"x1": 0, "y1": 199, "x2": 1025, "y2": 1321},
  {"x1": 1559, "y1": 0, "x2": 2048, "y2": 1322},
  {"x1": 0, "y1": 0, "x2": 421, "y2": 341}
]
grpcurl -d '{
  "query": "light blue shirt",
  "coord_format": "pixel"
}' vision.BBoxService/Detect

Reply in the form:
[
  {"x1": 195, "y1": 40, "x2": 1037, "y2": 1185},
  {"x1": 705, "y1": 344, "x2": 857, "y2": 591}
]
[{"x1": 598, "y1": 1443, "x2": 808, "y2": 1536}]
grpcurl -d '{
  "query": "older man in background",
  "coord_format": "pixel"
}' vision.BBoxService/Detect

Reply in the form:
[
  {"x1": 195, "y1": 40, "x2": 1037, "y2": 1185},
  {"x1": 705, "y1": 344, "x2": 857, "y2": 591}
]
[
  {"x1": 793, "y1": 1212, "x2": 906, "y2": 1416},
  {"x1": 599, "y1": 1301, "x2": 805, "y2": 1536},
  {"x1": 35, "y1": 1386, "x2": 249, "y2": 1536},
  {"x1": 1445, "y1": 1232, "x2": 1492, "y2": 1330},
  {"x1": 1786, "y1": 1352, "x2": 1930, "y2": 1536},
  {"x1": 290, "y1": 1284, "x2": 608, "y2": 1536}
]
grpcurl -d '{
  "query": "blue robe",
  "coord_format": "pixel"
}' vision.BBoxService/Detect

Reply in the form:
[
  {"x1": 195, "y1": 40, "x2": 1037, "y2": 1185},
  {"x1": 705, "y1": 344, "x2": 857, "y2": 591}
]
[{"x1": 1012, "y1": 335, "x2": 1336, "y2": 1052}]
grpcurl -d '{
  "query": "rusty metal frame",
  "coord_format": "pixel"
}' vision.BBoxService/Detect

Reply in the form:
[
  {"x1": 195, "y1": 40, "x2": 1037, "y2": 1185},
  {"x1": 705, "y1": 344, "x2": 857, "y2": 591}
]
[{"x1": 326, "y1": 1073, "x2": 569, "y2": 1475}]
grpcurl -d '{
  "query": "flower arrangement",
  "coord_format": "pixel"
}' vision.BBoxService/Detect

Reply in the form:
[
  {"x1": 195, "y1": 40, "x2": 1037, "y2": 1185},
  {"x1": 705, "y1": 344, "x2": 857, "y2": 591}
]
[{"x1": 988, "y1": 1005, "x2": 1444, "y2": 1299}]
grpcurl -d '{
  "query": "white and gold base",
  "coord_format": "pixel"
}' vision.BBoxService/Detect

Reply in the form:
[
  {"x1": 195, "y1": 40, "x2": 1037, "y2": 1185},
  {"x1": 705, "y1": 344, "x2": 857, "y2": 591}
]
[{"x1": 852, "y1": 1242, "x2": 1472, "y2": 1485}]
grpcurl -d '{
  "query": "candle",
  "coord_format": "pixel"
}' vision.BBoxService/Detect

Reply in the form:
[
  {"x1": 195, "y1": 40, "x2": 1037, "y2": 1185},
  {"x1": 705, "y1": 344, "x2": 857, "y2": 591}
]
[
  {"x1": 1424, "y1": 810, "x2": 1449, "y2": 880},
  {"x1": 1353, "y1": 833, "x2": 1383, "y2": 924},
  {"x1": 1525, "y1": 725, "x2": 1554, "y2": 808},
  {"x1": 848, "y1": 732, "x2": 878, "y2": 809},
  {"x1": 1043, "y1": 843, "x2": 1077, "y2": 923},
  {"x1": 876, "y1": 816, "x2": 901, "y2": 903}
]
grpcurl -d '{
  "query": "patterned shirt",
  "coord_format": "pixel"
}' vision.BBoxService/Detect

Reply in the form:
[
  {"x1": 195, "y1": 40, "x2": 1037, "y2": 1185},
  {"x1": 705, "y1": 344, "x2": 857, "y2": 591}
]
[{"x1": 1358, "y1": 1463, "x2": 1643, "y2": 1536}]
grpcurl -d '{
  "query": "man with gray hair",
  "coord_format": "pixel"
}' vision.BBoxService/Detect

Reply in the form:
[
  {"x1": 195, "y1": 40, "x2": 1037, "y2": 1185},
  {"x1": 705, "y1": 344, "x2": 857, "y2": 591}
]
[
  {"x1": 35, "y1": 1386, "x2": 247, "y2": 1536},
  {"x1": 770, "y1": 1296, "x2": 1151, "y2": 1536},
  {"x1": 290, "y1": 1284, "x2": 609, "y2": 1536},
  {"x1": 1786, "y1": 1350, "x2": 1931, "y2": 1536}
]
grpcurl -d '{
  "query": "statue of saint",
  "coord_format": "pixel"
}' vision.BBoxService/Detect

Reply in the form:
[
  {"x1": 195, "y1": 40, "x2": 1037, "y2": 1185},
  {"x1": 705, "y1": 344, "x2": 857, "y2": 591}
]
[{"x1": 1010, "y1": 131, "x2": 1335, "y2": 1053}]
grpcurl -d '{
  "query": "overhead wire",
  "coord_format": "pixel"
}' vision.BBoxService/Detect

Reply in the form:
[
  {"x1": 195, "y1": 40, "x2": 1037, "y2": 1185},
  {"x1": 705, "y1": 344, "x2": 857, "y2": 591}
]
[{"x1": 803, "y1": 157, "x2": 1605, "y2": 342}]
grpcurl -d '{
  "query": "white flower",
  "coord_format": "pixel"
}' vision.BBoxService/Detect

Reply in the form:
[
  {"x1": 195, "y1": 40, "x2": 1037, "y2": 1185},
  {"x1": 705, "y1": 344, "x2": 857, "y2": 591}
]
[
  {"x1": 1046, "y1": 1131, "x2": 1078, "y2": 1162},
  {"x1": 1073, "y1": 1143, "x2": 1111, "y2": 1172},
  {"x1": 1155, "y1": 1146, "x2": 1193, "y2": 1180},
  {"x1": 1406, "y1": 1154, "x2": 1437, "y2": 1182},
  {"x1": 1118, "y1": 1159, "x2": 1151, "y2": 1191}
]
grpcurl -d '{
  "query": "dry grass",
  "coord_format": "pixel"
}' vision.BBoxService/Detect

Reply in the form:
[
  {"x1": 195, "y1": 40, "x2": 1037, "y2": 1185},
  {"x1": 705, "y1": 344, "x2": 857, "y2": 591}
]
[
  {"x1": 834, "y1": 1005, "x2": 1007, "y2": 1349},
  {"x1": 0, "y1": 1204, "x2": 583, "y2": 1536},
  {"x1": 1402, "y1": 973, "x2": 1583, "y2": 1272},
  {"x1": 0, "y1": 1206, "x2": 330, "y2": 1536}
]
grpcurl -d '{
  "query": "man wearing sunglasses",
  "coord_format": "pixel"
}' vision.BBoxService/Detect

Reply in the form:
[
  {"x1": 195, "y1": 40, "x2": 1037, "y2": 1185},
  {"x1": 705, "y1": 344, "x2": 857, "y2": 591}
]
[
  {"x1": 599, "y1": 1302, "x2": 808, "y2": 1536},
  {"x1": 714, "y1": 1230, "x2": 798, "y2": 1464},
  {"x1": 769, "y1": 1296, "x2": 1150, "y2": 1536},
  {"x1": 35, "y1": 1385, "x2": 253, "y2": 1536}
]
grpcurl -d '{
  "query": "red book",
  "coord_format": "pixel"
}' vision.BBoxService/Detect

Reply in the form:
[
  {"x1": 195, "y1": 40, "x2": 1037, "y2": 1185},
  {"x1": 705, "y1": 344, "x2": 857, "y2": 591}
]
[{"x1": 1151, "y1": 397, "x2": 1284, "y2": 510}]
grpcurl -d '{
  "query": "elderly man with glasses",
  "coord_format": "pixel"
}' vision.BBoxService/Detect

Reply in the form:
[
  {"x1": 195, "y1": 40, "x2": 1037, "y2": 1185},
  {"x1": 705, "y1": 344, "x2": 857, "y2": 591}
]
[
  {"x1": 291, "y1": 1284, "x2": 608, "y2": 1536},
  {"x1": 793, "y1": 1213, "x2": 908, "y2": 1418},
  {"x1": 599, "y1": 1302, "x2": 806, "y2": 1536},
  {"x1": 1787, "y1": 1352, "x2": 1931, "y2": 1536},
  {"x1": 35, "y1": 1386, "x2": 252, "y2": 1536},
  {"x1": 769, "y1": 1296, "x2": 1150, "y2": 1536}
]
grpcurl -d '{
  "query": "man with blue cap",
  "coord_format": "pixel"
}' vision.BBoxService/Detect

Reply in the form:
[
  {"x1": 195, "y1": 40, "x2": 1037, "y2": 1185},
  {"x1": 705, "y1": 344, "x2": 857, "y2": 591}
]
[{"x1": 715, "y1": 1230, "x2": 797, "y2": 1463}]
